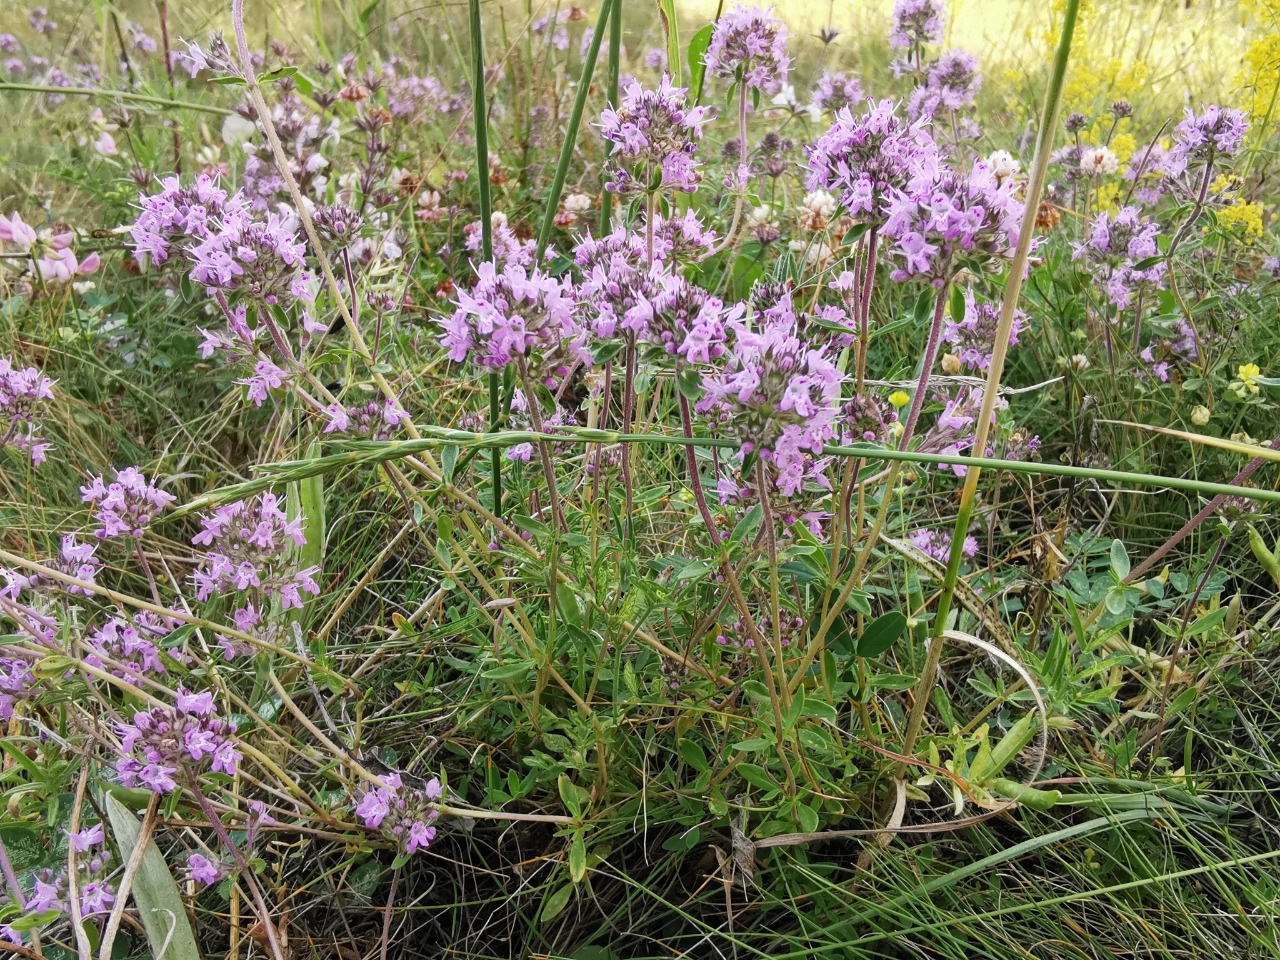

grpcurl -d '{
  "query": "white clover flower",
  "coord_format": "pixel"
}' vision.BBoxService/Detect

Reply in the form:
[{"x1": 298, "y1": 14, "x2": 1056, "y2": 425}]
[
  {"x1": 987, "y1": 149, "x2": 1019, "y2": 180},
  {"x1": 1079, "y1": 146, "x2": 1119, "y2": 177}
]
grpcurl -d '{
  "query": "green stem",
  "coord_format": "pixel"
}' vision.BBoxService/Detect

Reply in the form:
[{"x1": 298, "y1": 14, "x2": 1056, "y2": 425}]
[
  {"x1": 599, "y1": 0, "x2": 622, "y2": 231},
  {"x1": 193, "y1": 428, "x2": 1280, "y2": 516},
  {"x1": 537, "y1": 0, "x2": 611, "y2": 258},
  {"x1": 0, "y1": 80, "x2": 232, "y2": 114},
  {"x1": 468, "y1": 0, "x2": 502, "y2": 517},
  {"x1": 898, "y1": 0, "x2": 1082, "y2": 769}
]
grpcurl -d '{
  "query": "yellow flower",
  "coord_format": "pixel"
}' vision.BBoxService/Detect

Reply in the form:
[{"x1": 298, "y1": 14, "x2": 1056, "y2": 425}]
[
  {"x1": 888, "y1": 390, "x2": 910, "y2": 408},
  {"x1": 1232, "y1": 363, "x2": 1263, "y2": 398},
  {"x1": 1217, "y1": 200, "x2": 1265, "y2": 242}
]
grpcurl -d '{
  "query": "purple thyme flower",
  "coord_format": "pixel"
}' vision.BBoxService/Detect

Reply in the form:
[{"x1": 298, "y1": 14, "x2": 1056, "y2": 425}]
[
  {"x1": 806, "y1": 98, "x2": 939, "y2": 223},
  {"x1": 0, "y1": 35, "x2": 19, "y2": 54},
  {"x1": 1073, "y1": 205, "x2": 1166, "y2": 309},
  {"x1": 882, "y1": 160, "x2": 1023, "y2": 285},
  {"x1": 463, "y1": 212, "x2": 538, "y2": 270},
  {"x1": 941, "y1": 292, "x2": 1025, "y2": 373},
  {"x1": 322, "y1": 398, "x2": 409, "y2": 438},
  {"x1": 8, "y1": 829, "x2": 114, "y2": 947},
  {"x1": 1, "y1": 355, "x2": 55, "y2": 466},
  {"x1": 0, "y1": 658, "x2": 38, "y2": 721},
  {"x1": 646, "y1": 273, "x2": 744, "y2": 362},
  {"x1": 85, "y1": 612, "x2": 181, "y2": 680},
  {"x1": 1168, "y1": 104, "x2": 1247, "y2": 172},
  {"x1": 811, "y1": 70, "x2": 864, "y2": 115},
  {"x1": 909, "y1": 527, "x2": 977, "y2": 564},
  {"x1": 0, "y1": 535, "x2": 99, "y2": 600},
  {"x1": 697, "y1": 299, "x2": 842, "y2": 496},
  {"x1": 186, "y1": 853, "x2": 226, "y2": 887},
  {"x1": 189, "y1": 206, "x2": 311, "y2": 306},
  {"x1": 28, "y1": 7, "x2": 57, "y2": 35},
  {"x1": 704, "y1": 5, "x2": 792, "y2": 94},
  {"x1": 599, "y1": 74, "x2": 710, "y2": 196},
  {"x1": 353, "y1": 771, "x2": 443, "y2": 855},
  {"x1": 908, "y1": 49, "x2": 981, "y2": 119},
  {"x1": 80, "y1": 466, "x2": 176, "y2": 540},
  {"x1": 128, "y1": 173, "x2": 233, "y2": 265},
  {"x1": 443, "y1": 261, "x2": 586, "y2": 384},
  {"x1": 116, "y1": 689, "x2": 241, "y2": 793},
  {"x1": 889, "y1": 0, "x2": 945, "y2": 50},
  {"x1": 191, "y1": 493, "x2": 321, "y2": 658}
]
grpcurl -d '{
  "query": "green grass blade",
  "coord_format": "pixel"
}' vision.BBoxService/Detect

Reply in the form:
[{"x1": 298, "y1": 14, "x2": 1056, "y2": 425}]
[
  {"x1": 104, "y1": 794, "x2": 201, "y2": 960},
  {"x1": 536, "y1": 0, "x2": 612, "y2": 259},
  {"x1": 467, "y1": 0, "x2": 502, "y2": 517}
]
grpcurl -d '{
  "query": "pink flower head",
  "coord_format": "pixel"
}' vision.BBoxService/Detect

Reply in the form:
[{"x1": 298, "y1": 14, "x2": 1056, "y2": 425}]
[
  {"x1": 80, "y1": 466, "x2": 176, "y2": 539},
  {"x1": 704, "y1": 5, "x2": 791, "y2": 94},
  {"x1": 599, "y1": 74, "x2": 709, "y2": 195}
]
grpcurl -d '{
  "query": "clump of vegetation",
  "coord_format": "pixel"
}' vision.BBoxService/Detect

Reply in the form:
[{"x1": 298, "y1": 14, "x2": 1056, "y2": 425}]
[{"x1": 2, "y1": 1, "x2": 1280, "y2": 957}]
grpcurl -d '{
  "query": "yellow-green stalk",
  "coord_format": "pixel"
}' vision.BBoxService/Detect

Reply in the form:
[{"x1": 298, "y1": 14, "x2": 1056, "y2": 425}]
[{"x1": 897, "y1": 0, "x2": 1082, "y2": 766}]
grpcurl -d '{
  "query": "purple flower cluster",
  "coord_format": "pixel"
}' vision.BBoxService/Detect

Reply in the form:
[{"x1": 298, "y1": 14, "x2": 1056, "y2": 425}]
[
  {"x1": 909, "y1": 49, "x2": 981, "y2": 119},
  {"x1": 80, "y1": 466, "x2": 176, "y2": 540},
  {"x1": 0, "y1": 534, "x2": 99, "y2": 599},
  {"x1": 811, "y1": 71, "x2": 864, "y2": 115},
  {"x1": 186, "y1": 853, "x2": 226, "y2": 887},
  {"x1": 443, "y1": 261, "x2": 585, "y2": 383},
  {"x1": 28, "y1": 7, "x2": 57, "y2": 35},
  {"x1": 129, "y1": 173, "x2": 232, "y2": 265},
  {"x1": 842, "y1": 393, "x2": 899, "y2": 444},
  {"x1": 323, "y1": 398, "x2": 410, "y2": 438},
  {"x1": 807, "y1": 99, "x2": 939, "y2": 222},
  {"x1": 909, "y1": 527, "x2": 978, "y2": 564},
  {"x1": 941, "y1": 292, "x2": 1024, "y2": 373},
  {"x1": 698, "y1": 303, "x2": 842, "y2": 495},
  {"x1": 882, "y1": 161, "x2": 1022, "y2": 285},
  {"x1": 130, "y1": 175, "x2": 314, "y2": 308},
  {"x1": 85, "y1": 613, "x2": 180, "y2": 680},
  {"x1": 0, "y1": 657, "x2": 38, "y2": 721},
  {"x1": 353, "y1": 771, "x2": 443, "y2": 855},
  {"x1": 191, "y1": 493, "x2": 321, "y2": 659},
  {"x1": 599, "y1": 75, "x2": 710, "y2": 195},
  {"x1": 4, "y1": 825, "x2": 115, "y2": 948},
  {"x1": 704, "y1": 5, "x2": 791, "y2": 94},
  {"x1": 116, "y1": 689, "x2": 241, "y2": 793},
  {"x1": 463, "y1": 213, "x2": 538, "y2": 269},
  {"x1": 1074, "y1": 206, "x2": 1165, "y2": 309},
  {"x1": 240, "y1": 94, "x2": 338, "y2": 211},
  {"x1": 1168, "y1": 105, "x2": 1248, "y2": 172},
  {"x1": 646, "y1": 274, "x2": 743, "y2": 362},
  {"x1": 1, "y1": 354, "x2": 55, "y2": 466},
  {"x1": 889, "y1": 0, "x2": 945, "y2": 50}
]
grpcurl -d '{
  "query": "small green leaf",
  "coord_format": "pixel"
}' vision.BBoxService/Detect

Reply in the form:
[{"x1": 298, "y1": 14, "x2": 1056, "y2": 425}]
[
  {"x1": 541, "y1": 883, "x2": 574, "y2": 923},
  {"x1": 1109, "y1": 539, "x2": 1130, "y2": 580},
  {"x1": 687, "y1": 23, "x2": 714, "y2": 101},
  {"x1": 569, "y1": 833, "x2": 587, "y2": 883},
  {"x1": 592, "y1": 340, "x2": 623, "y2": 366},
  {"x1": 482, "y1": 661, "x2": 535, "y2": 682},
  {"x1": 730, "y1": 504, "x2": 763, "y2": 544},
  {"x1": 676, "y1": 364, "x2": 703, "y2": 401},
  {"x1": 513, "y1": 514, "x2": 550, "y2": 538},
  {"x1": 794, "y1": 802, "x2": 819, "y2": 834},
  {"x1": 442, "y1": 444, "x2": 459, "y2": 483},
  {"x1": 655, "y1": 0, "x2": 680, "y2": 83},
  {"x1": 857, "y1": 611, "x2": 908, "y2": 658}
]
